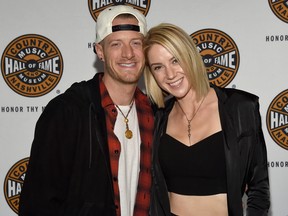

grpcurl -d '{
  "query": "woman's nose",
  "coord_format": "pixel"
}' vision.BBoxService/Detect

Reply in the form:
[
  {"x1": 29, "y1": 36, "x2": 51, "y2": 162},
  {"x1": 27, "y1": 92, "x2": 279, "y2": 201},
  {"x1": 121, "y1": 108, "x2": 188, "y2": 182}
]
[{"x1": 166, "y1": 67, "x2": 176, "y2": 79}]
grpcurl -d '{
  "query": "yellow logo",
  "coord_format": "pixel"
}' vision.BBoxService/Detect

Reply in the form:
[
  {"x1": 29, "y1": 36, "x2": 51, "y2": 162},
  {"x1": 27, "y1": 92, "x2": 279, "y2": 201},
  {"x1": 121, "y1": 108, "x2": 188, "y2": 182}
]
[
  {"x1": 1, "y1": 34, "x2": 63, "y2": 97},
  {"x1": 266, "y1": 89, "x2": 288, "y2": 150},
  {"x1": 268, "y1": 0, "x2": 288, "y2": 23},
  {"x1": 4, "y1": 158, "x2": 29, "y2": 214},
  {"x1": 88, "y1": 0, "x2": 151, "y2": 21},
  {"x1": 191, "y1": 29, "x2": 240, "y2": 87}
]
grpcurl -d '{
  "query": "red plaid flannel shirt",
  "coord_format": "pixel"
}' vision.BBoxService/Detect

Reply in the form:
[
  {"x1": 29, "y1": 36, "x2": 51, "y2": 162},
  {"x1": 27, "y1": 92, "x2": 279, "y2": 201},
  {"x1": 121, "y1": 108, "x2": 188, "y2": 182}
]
[{"x1": 99, "y1": 75, "x2": 154, "y2": 216}]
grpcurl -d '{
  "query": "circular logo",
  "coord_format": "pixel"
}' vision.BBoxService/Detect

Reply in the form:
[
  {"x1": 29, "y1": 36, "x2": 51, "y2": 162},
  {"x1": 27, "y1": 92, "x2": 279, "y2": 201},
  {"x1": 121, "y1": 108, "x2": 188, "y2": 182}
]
[
  {"x1": 191, "y1": 29, "x2": 240, "y2": 88},
  {"x1": 88, "y1": 0, "x2": 151, "y2": 22},
  {"x1": 268, "y1": 0, "x2": 288, "y2": 24},
  {"x1": 1, "y1": 34, "x2": 63, "y2": 97},
  {"x1": 4, "y1": 157, "x2": 29, "y2": 214},
  {"x1": 266, "y1": 89, "x2": 288, "y2": 150}
]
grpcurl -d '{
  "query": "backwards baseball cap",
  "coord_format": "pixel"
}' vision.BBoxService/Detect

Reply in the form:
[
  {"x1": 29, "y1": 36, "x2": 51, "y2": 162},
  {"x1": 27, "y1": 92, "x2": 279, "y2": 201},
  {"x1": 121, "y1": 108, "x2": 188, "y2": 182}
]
[{"x1": 95, "y1": 5, "x2": 147, "y2": 43}]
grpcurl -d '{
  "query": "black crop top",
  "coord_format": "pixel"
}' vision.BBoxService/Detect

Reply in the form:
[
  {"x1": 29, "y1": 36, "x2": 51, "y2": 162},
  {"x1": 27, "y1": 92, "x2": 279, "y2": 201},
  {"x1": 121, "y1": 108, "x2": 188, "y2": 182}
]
[{"x1": 158, "y1": 131, "x2": 227, "y2": 196}]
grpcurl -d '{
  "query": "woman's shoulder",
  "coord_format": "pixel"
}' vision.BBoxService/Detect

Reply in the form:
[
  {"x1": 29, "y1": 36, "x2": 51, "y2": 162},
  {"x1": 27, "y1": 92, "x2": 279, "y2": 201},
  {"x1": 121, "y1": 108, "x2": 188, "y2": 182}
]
[{"x1": 213, "y1": 85, "x2": 259, "y2": 104}]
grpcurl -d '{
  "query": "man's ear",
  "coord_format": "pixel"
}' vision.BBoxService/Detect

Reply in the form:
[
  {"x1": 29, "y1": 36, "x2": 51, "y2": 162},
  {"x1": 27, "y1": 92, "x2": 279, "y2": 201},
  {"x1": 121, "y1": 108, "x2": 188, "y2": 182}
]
[{"x1": 95, "y1": 43, "x2": 104, "y2": 61}]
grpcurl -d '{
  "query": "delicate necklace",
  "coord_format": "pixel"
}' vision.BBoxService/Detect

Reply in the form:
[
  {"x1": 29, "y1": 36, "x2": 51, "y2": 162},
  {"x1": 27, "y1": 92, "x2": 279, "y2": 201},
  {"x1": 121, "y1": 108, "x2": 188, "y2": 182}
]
[
  {"x1": 115, "y1": 100, "x2": 134, "y2": 139},
  {"x1": 177, "y1": 96, "x2": 206, "y2": 145}
]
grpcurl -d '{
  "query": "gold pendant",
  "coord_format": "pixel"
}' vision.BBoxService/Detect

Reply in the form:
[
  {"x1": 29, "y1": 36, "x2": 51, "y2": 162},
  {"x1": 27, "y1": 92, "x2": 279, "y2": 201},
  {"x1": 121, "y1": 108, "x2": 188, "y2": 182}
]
[{"x1": 125, "y1": 129, "x2": 133, "y2": 139}]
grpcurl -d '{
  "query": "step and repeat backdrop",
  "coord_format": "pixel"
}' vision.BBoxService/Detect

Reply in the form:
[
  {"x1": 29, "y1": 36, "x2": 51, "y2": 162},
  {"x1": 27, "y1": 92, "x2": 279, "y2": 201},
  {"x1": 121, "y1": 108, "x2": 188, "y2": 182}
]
[{"x1": 0, "y1": 0, "x2": 287, "y2": 215}]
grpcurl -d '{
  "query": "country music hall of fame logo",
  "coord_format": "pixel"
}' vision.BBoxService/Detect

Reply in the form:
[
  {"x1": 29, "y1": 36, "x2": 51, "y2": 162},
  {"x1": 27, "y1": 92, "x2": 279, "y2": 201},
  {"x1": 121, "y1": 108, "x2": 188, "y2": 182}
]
[
  {"x1": 266, "y1": 89, "x2": 288, "y2": 150},
  {"x1": 4, "y1": 158, "x2": 29, "y2": 214},
  {"x1": 1, "y1": 34, "x2": 63, "y2": 97},
  {"x1": 191, "y1": 29, "x2": 240, "y2": 88},
  {"x1": 88, "y1": 0, "x2": 151, "y2": 21},
  {"x1": 268, "y1": 0, "x2": 288, "y2": 24}
]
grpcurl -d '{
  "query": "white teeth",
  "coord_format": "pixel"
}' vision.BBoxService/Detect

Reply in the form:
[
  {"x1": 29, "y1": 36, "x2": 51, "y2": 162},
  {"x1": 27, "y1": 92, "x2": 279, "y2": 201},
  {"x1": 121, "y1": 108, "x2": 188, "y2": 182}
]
[
  {"x1": 120, "y1": 63, "x2": 135, "y2": 67},
  {"x1": 169, "y1": 78, "x2": 182, "y2": 87}
]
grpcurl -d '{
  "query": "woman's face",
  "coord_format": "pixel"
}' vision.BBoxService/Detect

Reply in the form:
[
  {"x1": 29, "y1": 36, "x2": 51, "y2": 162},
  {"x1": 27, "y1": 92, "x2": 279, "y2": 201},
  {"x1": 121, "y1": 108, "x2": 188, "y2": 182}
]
[{"x1": 147, "y1": 44, "x2": 191, "y2": 99}]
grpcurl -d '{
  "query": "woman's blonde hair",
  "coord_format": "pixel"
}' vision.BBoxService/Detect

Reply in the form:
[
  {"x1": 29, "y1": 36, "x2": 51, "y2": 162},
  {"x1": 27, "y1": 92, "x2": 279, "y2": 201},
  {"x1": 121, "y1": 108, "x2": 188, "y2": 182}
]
[{"x1": 143, "y1": 23, "x2": 210, "y2": 108}]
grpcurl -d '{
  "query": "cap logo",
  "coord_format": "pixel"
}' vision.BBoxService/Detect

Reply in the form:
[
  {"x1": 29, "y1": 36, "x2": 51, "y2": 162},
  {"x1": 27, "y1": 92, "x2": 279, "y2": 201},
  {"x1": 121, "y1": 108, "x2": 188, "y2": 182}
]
[{"x1": 112, "y1": 24, "x2": 140, "y2": 32}]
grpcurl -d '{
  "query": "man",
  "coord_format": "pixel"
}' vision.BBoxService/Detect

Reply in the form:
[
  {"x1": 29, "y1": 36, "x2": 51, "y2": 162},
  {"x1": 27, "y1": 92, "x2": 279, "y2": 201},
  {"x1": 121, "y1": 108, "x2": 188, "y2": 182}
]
[{"x1": 19, "y1": 5, "x2": 154, "y2": 216}]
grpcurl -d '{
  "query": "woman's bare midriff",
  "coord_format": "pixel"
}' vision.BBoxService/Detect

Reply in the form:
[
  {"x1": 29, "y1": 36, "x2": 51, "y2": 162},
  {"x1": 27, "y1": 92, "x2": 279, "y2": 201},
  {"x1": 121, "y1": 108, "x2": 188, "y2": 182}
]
[{"x1": 169, "y1": 192, "x2": 228, "y2": 216}]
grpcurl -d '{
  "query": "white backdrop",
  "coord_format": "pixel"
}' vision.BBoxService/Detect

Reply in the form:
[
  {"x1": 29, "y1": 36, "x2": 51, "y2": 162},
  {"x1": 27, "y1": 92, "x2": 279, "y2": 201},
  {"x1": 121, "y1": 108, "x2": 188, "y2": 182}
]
[{"x1": 0, "y1": 0, "x2": 287, "y2": 215}]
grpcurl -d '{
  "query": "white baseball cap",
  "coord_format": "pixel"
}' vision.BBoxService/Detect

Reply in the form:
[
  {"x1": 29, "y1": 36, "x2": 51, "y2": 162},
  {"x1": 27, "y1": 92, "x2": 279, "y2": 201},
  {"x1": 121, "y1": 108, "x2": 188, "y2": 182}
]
[{"x1": 95, "y1": 5, "x2": 147, "y2": 43}]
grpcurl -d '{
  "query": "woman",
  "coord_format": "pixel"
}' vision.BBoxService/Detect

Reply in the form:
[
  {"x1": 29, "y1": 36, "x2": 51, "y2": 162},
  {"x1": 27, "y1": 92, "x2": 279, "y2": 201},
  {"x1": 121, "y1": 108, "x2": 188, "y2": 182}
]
[{"x1": 144, "y1": 23, "x2": 270, "y2": 216}]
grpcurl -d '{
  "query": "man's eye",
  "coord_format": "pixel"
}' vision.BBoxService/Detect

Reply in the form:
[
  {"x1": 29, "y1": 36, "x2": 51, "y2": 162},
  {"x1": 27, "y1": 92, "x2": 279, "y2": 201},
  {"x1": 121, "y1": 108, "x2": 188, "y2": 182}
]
[
  {"x1": 111, "y1": 42, "x2": 120, "y2": 47},
  {"x1": 132, "y1": 40, "x2": 142, "y2": 46}
]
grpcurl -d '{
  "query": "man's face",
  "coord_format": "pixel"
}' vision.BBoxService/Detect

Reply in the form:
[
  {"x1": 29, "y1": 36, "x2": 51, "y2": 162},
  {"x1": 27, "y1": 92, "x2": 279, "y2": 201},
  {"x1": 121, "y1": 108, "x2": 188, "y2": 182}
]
[{"x1": 96, "y1": 16, "x2": 145, "y2": 85}]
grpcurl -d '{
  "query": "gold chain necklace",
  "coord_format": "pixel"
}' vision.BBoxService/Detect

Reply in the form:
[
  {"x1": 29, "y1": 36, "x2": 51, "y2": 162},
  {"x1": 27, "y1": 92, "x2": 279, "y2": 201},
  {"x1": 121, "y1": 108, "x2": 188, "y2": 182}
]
[
  {"x1": 115, "y1": 100, "x2": 134, "y2": 139},
  {"x1": 177, "y1": 96, "x2": 206, "y2": 145}
]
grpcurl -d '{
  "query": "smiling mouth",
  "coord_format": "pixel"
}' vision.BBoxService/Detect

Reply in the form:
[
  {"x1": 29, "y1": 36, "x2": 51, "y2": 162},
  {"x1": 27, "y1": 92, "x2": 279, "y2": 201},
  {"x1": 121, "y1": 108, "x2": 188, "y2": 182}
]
[
  {"x1": 119, "y1": 63, "x2": 136, "y2": 67},
  {"x1": 169, "y1": 78, "x2": 183, "y2": 87}
]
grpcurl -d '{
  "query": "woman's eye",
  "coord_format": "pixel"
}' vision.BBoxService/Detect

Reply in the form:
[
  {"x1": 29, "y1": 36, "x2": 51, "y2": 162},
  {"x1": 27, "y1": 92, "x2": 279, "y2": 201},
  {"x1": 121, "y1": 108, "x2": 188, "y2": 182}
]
[
  {"x1": 172, "y1": 58, "x2": 178, "y2": 64},
  {"x1": 152, "y1": 66, "x2": 162, "y2": 71}
]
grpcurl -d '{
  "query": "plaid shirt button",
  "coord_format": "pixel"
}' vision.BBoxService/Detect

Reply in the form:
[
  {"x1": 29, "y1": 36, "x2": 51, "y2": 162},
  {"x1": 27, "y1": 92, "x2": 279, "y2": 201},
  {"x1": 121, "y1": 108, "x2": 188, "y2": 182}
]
[{"x1": 99, "y1": 74, "x2": 153, "y2": 216}]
